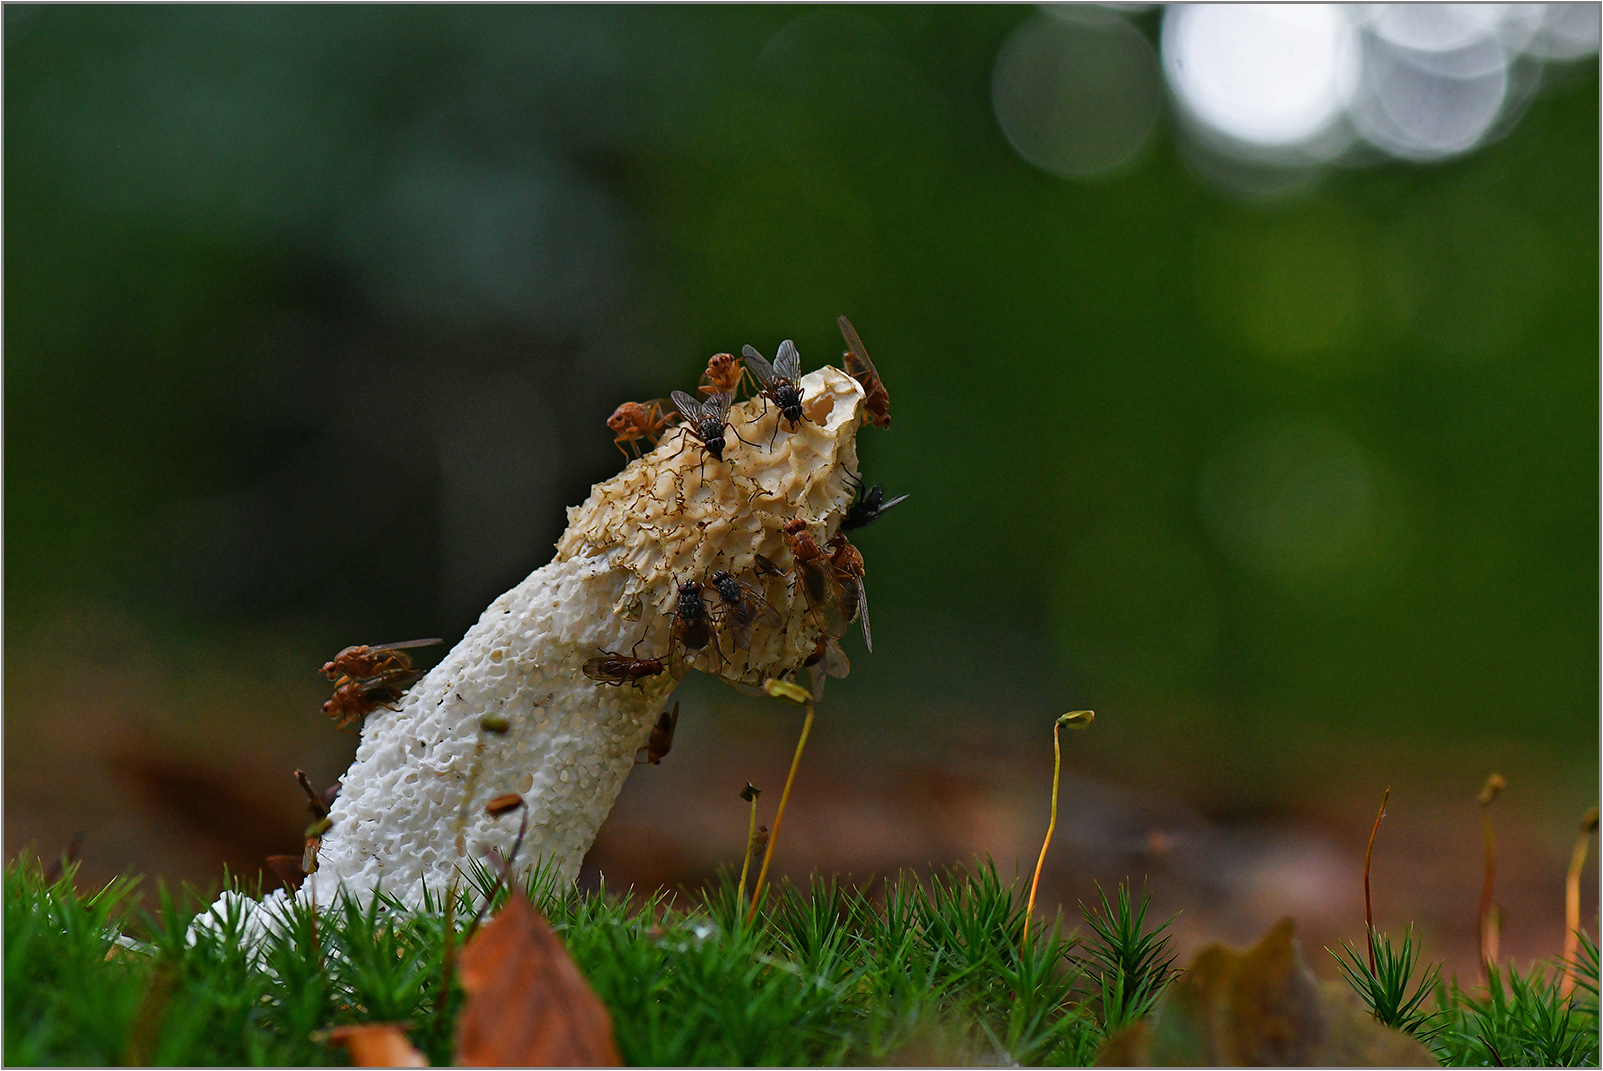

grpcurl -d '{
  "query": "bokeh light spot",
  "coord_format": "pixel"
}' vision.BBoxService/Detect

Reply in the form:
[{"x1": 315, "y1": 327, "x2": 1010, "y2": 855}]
[
  {"x1": 992, "y1": 11, "x2": 1162, "y2": 179},
  {"x1": 1348, "y1": 37, "x2": 1510, "y2": 160},
  {"x1": 1163, "y1": 5, "x2": 1359, "y2": 149},
  {"x1": 1525, "y1": 2, "x2": 1601, "y2": 60},
  {"x1": 1149, "y1": 3, "x2": 1596, "y2": 183},
  {"x1": 1365, "y1": 4, "x2": 1510, "y2": 54}
]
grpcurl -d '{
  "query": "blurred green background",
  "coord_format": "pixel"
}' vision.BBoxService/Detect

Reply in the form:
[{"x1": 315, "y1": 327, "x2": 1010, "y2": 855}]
[{"x1": 5, "y1": 5, "x2": 1596, "y2": 971}]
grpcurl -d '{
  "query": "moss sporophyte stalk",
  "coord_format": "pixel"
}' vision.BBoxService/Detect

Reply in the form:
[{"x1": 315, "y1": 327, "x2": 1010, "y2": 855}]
[{"x1": 204, "y1": 334, "x2": 877, "y2": 934}]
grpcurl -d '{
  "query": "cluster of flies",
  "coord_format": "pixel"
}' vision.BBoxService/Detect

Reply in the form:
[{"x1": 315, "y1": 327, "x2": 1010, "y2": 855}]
[
  {"x1": 606, "y1": 314, "x2": 890, "y2": 460},
  {"x1": 309, "y1": 319, "x2": 901, "y2": 771},
  {"x1": 588, "y1": 317, "x2": 906, "y2": 765},
  {"x1": 320, "y1": 637, "x2": 442, "y2": 730},
  {"x1": 276, "y1": 323, "x2": 896, "y2": 889}
]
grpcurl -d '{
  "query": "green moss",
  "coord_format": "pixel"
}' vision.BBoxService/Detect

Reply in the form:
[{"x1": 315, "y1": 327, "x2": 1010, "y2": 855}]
[{"x1": 5, "y1": 855, "x2": 1595, "y2": 1066}]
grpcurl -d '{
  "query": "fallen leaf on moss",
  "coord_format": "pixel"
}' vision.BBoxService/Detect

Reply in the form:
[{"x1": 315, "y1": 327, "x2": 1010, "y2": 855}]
[
  {"x1": 327, "y1": 1023, "x2": 428, "y2": 1067},
  {"x1": 1097, "y1": 917, "x2": 1436, "y2": 1067},
  {"x1": 453, "y1": 893, "x2": 621, "y2": 1067}
]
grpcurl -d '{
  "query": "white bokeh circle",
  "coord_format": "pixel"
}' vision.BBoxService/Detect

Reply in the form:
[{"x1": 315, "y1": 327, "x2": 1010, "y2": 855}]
[{"x1": 1163, "y1": 5, "x2": 1360, "y2": 148}]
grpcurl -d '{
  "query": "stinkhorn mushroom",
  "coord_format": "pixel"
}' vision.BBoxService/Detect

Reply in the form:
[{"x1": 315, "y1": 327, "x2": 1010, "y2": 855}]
[{"x1": 286, "y1": 361, "x2": 867, "y2": 910}]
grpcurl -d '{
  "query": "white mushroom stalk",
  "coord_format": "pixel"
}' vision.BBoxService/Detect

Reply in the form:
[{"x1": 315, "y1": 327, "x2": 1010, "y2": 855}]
[{"x1": 298, "y1": 364, "x2": 866, "y2": 908}]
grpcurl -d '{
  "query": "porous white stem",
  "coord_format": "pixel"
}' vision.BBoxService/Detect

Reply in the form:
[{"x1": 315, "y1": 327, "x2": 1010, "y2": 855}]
[
  {"x1": 303, "y1": 366, "x2": 865, "y2": 908},
  {"x1": 307, "y1": 556, "x2": 677, "y2": 902}
]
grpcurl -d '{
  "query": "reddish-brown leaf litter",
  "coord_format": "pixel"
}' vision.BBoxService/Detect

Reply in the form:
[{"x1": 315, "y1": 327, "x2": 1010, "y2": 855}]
[
  {"x1": 454, "y1": 895, "x2": 622, "y2": 1067},
  {"x1": 327, "y1": 1024, "x2": 428, "y2": 1067}
]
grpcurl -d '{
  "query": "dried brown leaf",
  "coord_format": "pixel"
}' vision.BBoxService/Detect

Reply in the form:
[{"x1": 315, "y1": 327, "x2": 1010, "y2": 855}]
[
  {"x1": 453, "y1": 894, "x2": 621, "y2": 1067},
  {"x1": 1097, "y1": 917, "x2": 1437, "y2": 1067},
  {"x1": 327, "y1": 1023, "x2": 428, "y2": 1067}
]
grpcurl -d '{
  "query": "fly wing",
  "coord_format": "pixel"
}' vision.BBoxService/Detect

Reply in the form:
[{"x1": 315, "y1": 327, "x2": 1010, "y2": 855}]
[
  {"x1": 368, "y1": 638, "x2": 443, "y2": 653},
  {"x1": 725, "y1": 607, "x2": 757, "y2": 652},
  {"x1": 670, "y1": 389, "x2": 708, "y2": 424},
  {"x1": 821, "y1": 637, "x2": 850, "y2": 678},
  {"x1": 798, "y1": 561, "x2": 850, "y2": 639},
  {"x1": 724, "y1": 583, "x2": 783, "y2": 650},
  {"x1": 877, "y1": 492, "x2": 910, "y2": 514},
  {"x1": 360, "y1": 668, "x2": 422, "y2": 708},
  {"x1": 837, "y1": 316, "x2": 878, "y2": 381},
  {"x1": 773, "y1": 339, "x2": 801, "y2": 382},
  {"x1": 804, "y1": 663, "x2": 826, "y2": 701},
  {"x1": 582, "y1": 656, "x2": 619, "y2": 682},
  {"x1": 744, "y1": 584, "x2": 784, "y2": 631},
  {"x1": 702, "y1": 390, "x2": 733, "y2": 422},
  {"x1": 838, "y1": 315, "x2": 890, "y2": 426},
  {"x1": 854, "y1": 577, "x2": 871, "y2": 653},
  {"x1": 643, "y1": 398, "x2": 681, "y2": 426},
  {"x1": 741, "y1": 345, "x2": 776, "y2": 389}
]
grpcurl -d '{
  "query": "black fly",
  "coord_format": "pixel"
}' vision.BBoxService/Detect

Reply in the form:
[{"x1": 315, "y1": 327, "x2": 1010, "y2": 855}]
[
  {"x1": 669, "y1": 390, "x2": 737, "y2": 464},
  {"x1": 841, "y1": 472, "x2": 909, "y2": 532},
  {"x1": 669, "y1": 579, "x2": 721, "y2": 672},
  {"x1": 742, "y1": 339, "x2": 807, "y2": 443},
  {"x1": 709, "y1": 568, "x2": 782, "y2": 650}
]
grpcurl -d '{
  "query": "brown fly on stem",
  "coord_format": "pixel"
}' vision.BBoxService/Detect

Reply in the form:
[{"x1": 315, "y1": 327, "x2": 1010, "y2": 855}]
[
  {"x1": 636, "y1": 703, "x2": 679, "y2": 766},
  {"x1": 322, "y1": 638, "x2": 442, "y2": 684},
  {"x1": 1024, "y1": 710, "x2": 1094, "y2": 948},
  {"x1": 322, "y1": 668, "x2": 424, "y2": 731},
  {"x1": 581, "y1": 646, "x2": 666, "y2": 687}
]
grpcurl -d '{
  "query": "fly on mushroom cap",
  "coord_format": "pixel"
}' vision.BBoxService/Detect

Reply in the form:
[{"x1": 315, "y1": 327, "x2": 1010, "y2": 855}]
[
  {"x1": 606, "y1": 399, "x2": 676, "y2": 460},
  {"x1": 709, "y1": 569, "x2": 782, "y2": 651},
  {"x1": 581, "y1": 648, "x2": 666, "y2": 687},
  {"x1": 841, "y1": 472, "x2": 909, "y2": 532},
  {"x1": 669, "y1": 390, "x2": 739, "y2": 463},
  {"x1": 782, "y1": 519, "x2": 852, "y2": 641},
  {"x1": 699, "y1": 352, "x2": 752, "y2": 399},
  {"x1": 827, "y1": 534, "x2": 871, "y2": 653},
  {"x1": 322, "y1": 638, "x2": 441, "y2": 683},
  {"x1": 838, "y1": 316, "x2": 890, "y2": 428},
  {"x1": 669, "y1": 579, "x2": 721, "y2": 674},
  {"x1": 743, "y1": 340, "x2": 809, "y2": 441}
]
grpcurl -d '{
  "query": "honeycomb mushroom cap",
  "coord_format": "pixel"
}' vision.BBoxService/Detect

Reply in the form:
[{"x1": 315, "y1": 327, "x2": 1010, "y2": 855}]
[{"x1": 293, "y1": 365, "x2": 866, "y2": 908}]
